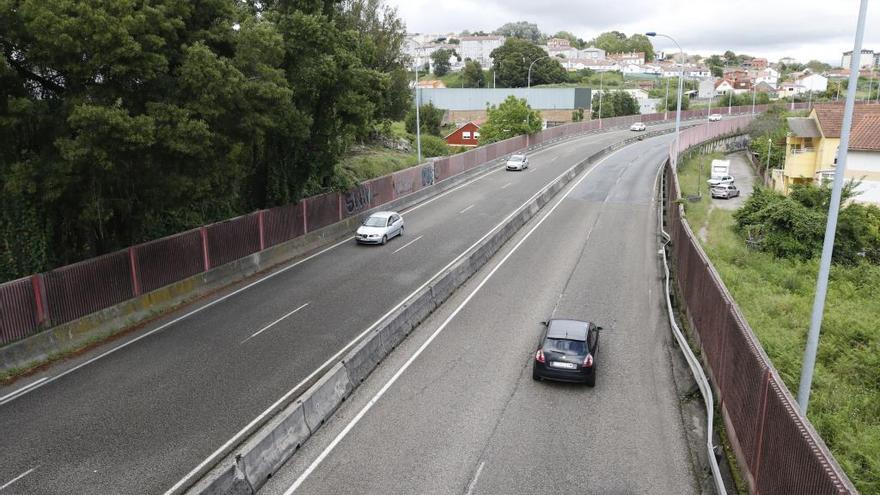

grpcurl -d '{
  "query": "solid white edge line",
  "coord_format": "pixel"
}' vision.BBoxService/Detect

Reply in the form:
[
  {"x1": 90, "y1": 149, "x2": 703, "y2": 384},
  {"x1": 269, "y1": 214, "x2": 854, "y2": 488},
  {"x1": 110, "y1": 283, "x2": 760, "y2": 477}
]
[
  {"x1": 0, "y1": 467, "x2": 37, "y2": 491},
  {"x1": 464, "y1": 461, "x2": 486, "y2": 495},
  {"x1": 163, "y1": 148, "x2": 601, "y2": 495},
  {"x1": 241, "y1": 303, "x2": 310, "y2": 344},
  {"x1": 0, "y1": 236, "x2": 355, "y2": 408},
  {"x1": 0, "y1": 377, "x2": 46, "y2": 403},
  {"x1": 283, "y1": 145, "x2": 621, "y2": 494},
  {"x1": 459, "y1": 204, "x2": 475, "y2": 214},
  {"x1": 391, "y1": 236, "x2": 423, "y2": 255},
  {"x1": 500, "y1": 182, "x2": 512, "y2": 189}
]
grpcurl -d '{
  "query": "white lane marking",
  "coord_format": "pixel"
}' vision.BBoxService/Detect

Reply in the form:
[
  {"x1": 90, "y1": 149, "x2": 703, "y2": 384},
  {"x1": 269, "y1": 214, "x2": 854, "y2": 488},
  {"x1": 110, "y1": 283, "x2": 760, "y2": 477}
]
[
  {"x1": 241, "y1": 303, "x2": 310, "y2": 344},
  {"x1": 501, "y1": 182, "x2": 512, "y2": 189},
  {"x1": 284, "y1": 145, "x2": 620, "y2": 494},
  {"x1": 0, "y1": 467, "x2": 37, "y2": 491},
  {"x1": 465, "y1": 462, "x2": 486, "y2": 495},
  {"x1": 392, "y1": 236, "x2": 423, "y2": 255},
  {"x1": 0, "y1": 235, "x2": 354, "y2": 407},
  {"x1": 165, "y1": 155, "x2": 597, "y2": 495},
  {"x1": 459, "y1": 204, "x2": 475, "y2": 214},
  {"x1": 0, "y1": 377, "x2": 46, "y2": 403}
]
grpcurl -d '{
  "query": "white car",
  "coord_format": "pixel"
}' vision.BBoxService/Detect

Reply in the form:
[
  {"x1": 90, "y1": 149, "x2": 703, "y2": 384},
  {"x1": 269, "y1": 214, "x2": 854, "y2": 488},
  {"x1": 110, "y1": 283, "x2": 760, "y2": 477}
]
[
  {"x1": 355, "y1": 211, "x2": 404, "y2": 245},
  {"x1": 708, "y1": 114, "x2": 723, "y2": 122},
  {"x1": 707, "y1": 175, "x2": 735, "y2": 187},
  {"x1": 506, "y1": 154, "x2": 529, "y2": 171},
  {"x1": 630, "y1": 122, "x2": 646, "y2": 131},
  {"x1": 711, "y1": 184, "x2": 740, "y2": 199}
]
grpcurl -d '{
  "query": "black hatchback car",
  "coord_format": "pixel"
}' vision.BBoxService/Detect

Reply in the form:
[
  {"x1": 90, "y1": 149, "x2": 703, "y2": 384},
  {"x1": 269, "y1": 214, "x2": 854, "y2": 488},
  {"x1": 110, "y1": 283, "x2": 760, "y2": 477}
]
[{"x1": 532, "y1": 319, "x2": 601, "y2": 386}]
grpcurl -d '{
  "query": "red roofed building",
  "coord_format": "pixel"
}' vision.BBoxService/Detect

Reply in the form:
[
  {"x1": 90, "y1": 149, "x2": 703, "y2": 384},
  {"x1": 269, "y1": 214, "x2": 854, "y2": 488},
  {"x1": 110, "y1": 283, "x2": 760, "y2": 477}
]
[{"x1": 444, "y1": 122, "x2": 481, "y2": 147}]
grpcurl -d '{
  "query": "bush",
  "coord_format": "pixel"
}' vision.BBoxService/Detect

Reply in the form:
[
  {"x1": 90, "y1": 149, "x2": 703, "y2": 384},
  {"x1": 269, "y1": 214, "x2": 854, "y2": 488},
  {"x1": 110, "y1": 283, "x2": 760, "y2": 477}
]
[
  {"x1": 405, "y1": 103, "x2": 444, "y2": 136},
  {"x1": 417, "y1": 135, "x2": 450, "y2": 158}
]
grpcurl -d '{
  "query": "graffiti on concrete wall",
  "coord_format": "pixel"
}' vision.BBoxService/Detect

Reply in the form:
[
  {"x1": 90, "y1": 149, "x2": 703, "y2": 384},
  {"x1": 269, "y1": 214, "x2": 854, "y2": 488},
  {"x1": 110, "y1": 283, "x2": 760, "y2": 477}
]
[
  {"x1": 344, "y1": 184, "x2": 372, "y2": 216},
  {"x1": 421, "y1": 164, "x2": 434, "y2": 187}
]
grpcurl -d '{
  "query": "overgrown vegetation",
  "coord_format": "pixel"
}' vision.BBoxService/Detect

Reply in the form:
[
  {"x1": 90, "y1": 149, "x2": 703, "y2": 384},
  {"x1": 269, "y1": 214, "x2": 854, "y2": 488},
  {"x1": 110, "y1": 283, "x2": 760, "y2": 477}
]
[
  {"x1": 676, "y1": 152, "x2": 880, "y2": 494},
  {"x1": 0, "y1": 0, "x2": 412, "y2": 281},
  {"x1": 591, "y1": 90, "x2": 639, "y2": 118},
  {"x1": 479, "y1": 95, "x2": 542, "y2": 143}
]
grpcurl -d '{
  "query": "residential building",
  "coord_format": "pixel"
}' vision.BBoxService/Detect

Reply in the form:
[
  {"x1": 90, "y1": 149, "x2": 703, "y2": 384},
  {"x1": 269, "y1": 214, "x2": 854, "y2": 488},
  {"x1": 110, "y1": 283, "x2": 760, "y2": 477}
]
[
  {"x1": 560, "y1": 58, "x2": 619, "y2": 72},
  {"x1": 775, "y1": 103, "x2": 880, "y2": 204},
  {"x1": 732, "y1": 80, "x2": 753, "y2": 95},
  {"x1": 798, "y1": 73, "x2": 828, "y2": 93},
  {"x1": 542, "y1": 38, "x2": 579, "y2": 59},
  {"x1": 743, "y1": 57, "x2": 769, "y2": 70},
  {"x1": 698, "y1": 78, "x2": 717, "y2": 99},
  {"x1": 638, "y1": 98, "x2": 661, "y2": 115},
  {"x1": 755, "y1": 67, "x2": 779, "y2": 86},
  {"x1": 778, "y1": 82, "x2": 806, "y2": 98},
  {"x1": 444, "y1": 122, "x2": 481, "y2": 148},
  {"x1": 417, "y1": 87, "x2": 592, "y2": 124},
  {"x1": 577, "y1": 47, "x2": 605, "y2": 60},
  {"x1": 754, "y1": 81, "x2": 778, "y2": 98},
  {"x1": 841, "y1": 49, "x2": 875, "y2": 69},
  {"x1": 456, "y1": 35, "x2": 505, "y2": 67},
  {"x1": 715, "y1": 79, "x2": 735, "y2": 95},
  {"x1": 609, "y1": 52, "x2": 646, "y2": 65}
]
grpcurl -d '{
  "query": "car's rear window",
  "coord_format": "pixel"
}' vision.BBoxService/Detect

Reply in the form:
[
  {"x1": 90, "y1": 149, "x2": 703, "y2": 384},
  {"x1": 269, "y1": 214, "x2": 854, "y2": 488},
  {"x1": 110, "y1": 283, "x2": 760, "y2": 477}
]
[{"x1": 545, "y1": 338, "x2": 586, "y2": 355}]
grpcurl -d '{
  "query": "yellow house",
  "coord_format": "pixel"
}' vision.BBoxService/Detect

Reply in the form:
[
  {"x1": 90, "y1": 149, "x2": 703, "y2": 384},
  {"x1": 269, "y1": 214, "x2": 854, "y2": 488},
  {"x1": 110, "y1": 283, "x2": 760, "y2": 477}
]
[{"x1": 774, "y1": 103, "x2": 880, "y2": 203}]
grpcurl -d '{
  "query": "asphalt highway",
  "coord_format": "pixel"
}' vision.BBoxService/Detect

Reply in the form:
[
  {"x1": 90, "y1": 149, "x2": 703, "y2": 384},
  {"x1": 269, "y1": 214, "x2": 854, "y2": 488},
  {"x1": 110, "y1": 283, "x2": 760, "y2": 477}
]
[
  {"x1": 261, "y1": 133, "x2": 699, "y2": 495},
  {"x1": 0, "y1": 124, "x2": 682, "y2": 494}
]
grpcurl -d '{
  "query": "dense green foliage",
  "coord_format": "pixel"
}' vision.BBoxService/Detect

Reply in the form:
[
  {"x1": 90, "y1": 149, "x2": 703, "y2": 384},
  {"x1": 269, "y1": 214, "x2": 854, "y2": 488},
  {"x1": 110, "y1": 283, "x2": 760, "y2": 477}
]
[
  {"x1": 480, "y1": 96, "x2": 541, "y2": 143},
  {"x1": 677, "y1": 153, "x2": 880, "y2": 494},
  {"x1": 734, "y1": 184, "x2": 880, "y2": 264},
  {"x1": 551, "y1": 31, "x2": 586, "y2": 49},
  {"x1": 492, "y1": 21, "x2": 543, "y2": 43},
  {"x1": 586, "y1": 31, "x2": 655, "y2": 61},
  {"x1": 461, "y1": 60, "x2": 485, "y2": 88},
  {"x1": 417, "y1": 134, "x2": 451, "y2": 158},
  {"x1": 404, "y1": 102, "x2": 444, "y2": 136},
  {"x1": 590, "y1": 90, "x2": 639, "y2": 118},
  {"x1": 0, "y1": 0, "x2": 410, "y2": 280},
  {"x1": 489, "y1": 38, "x2": 566, "y2": 88},
  {"x1": 657, "y1": 91, "x2": 691, "y2": 111},
  {"x1": 430, "y1": 48, "x2": 457, "y2": 77},
  {"x1": 746, "y1": 104, "x2": 790, "y2": 170}
]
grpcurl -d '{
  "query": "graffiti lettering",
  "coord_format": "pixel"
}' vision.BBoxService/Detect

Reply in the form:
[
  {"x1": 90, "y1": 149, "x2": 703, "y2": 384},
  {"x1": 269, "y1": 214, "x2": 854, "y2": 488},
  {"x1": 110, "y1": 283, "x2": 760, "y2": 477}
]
[
  {"x1": 421, "y1": 164, "x2": 435, "y2": 187},
  {"x1": 344, "y1": 185, "x2": 371, "y2": 215}
]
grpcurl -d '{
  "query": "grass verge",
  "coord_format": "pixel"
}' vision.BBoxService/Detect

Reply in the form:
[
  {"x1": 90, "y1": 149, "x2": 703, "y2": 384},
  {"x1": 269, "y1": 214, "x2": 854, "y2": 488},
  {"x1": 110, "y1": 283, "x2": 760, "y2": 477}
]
[{"x1": 676, "y1": 153, "x2": 880, "y2": 494}]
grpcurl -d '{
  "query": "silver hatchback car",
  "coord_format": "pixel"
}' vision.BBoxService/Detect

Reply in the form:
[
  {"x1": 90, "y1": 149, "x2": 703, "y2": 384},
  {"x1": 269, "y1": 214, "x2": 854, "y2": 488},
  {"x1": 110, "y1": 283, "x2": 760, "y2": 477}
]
[
  {"x1": 711, "y1": 184, "x2": 740, "y2": 199},
  {"x1": 356, "y1": 211, "x2": 404, "y2": 244},
  {"x1": 506, "y1": 154, "x2": 529, "y2": 171}
]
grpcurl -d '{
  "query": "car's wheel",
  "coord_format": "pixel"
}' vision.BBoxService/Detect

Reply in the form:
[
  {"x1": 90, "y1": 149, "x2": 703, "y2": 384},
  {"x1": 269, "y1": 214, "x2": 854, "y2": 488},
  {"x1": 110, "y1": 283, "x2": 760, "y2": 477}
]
[
  {"x1": 585, "y1": 371, "x2": 596, "y2": 387},
  {"x1": 532, "y1": 370, "x2": 542, "y2": 381},
  {"x1": 381, "y1": 235, "x2": 387, "y2": 245},
  {"x1": 399, "y1": 225, "x2": 404, "y2": 236}
]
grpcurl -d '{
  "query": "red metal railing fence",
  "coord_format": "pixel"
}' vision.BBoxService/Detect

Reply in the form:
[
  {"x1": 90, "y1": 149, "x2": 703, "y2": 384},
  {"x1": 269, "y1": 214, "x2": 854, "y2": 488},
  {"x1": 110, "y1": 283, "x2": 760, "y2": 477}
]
[
  {"x1": 0, "y1": 103, "x2": 806, "y2": 347},
  {"x1": 664, "y1": 109, "x2": 855, "y2": 494}
]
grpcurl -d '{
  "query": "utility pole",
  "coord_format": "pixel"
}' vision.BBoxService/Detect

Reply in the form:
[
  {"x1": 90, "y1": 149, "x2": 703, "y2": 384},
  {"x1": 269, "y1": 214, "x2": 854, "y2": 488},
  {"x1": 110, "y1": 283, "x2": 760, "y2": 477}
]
[
  {"x1": 765, "y1": 138, "x2": 772, "y2": 186},
  {"x1": 664, "y1": 77, "x2": 670, "y2": 120},
  {"x1": 797, "y1": 0, "x2": 869, "y2": 415}
]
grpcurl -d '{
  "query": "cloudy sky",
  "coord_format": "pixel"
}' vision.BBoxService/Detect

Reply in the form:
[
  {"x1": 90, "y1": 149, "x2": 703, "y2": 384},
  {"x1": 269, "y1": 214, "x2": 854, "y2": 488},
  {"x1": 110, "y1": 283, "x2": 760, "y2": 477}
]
[{"x1": 385, "y1": 0, "x2": 880, "y2": 66}]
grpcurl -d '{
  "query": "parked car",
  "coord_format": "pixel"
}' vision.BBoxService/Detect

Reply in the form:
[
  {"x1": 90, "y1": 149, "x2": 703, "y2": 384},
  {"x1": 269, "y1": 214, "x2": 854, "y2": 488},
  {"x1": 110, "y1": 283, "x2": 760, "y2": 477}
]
[
  {"x1": 711, "y1": 184, "x2": 740, "y2": 199},
  {"x1": 707, "y1": 175, "x2": 735, "y2": 187},
  {"x1": 708, "y1": 113, "x2": 723, "y2": 121},
  {"x1": 533, "y1": 319, "x2": 601, "y2": 386},
  {"x1": 629, "y1": 122, "x2": 646, "y2": 131},
  {"x1": 506, "y1": 153, "x2": 529, "y2": 171},
  {"x1": 355, "y1": 211, "x2": 404, "y2": 244}
]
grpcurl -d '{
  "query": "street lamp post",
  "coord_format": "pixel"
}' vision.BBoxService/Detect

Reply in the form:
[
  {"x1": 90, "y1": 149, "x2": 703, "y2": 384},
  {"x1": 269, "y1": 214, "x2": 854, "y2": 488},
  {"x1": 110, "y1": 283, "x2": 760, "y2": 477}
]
[
  {"x1": 599, "y1": 71, "x2": 605, "y2": 128},
  {"x1": 664, "y1": 77, "x2": 670, "y2": 120},
  {"x1": 797, "y1": 0, "x2": 869, "y2": 414},
  {"x1": 414, "y1": 63, "x2": 422, "y2": 162},
  {"x1": 752, "y1": 83, "x2": 757, "y2": 114},
  {"x1": 647, "y1": 32, "x2": 684, "y2": 168},
  {"x1": 765, "y1": 137, "x2": 772, "y2": 185},
  {"x1": 527, "y1": 55, "x2": 551, "y2": 148}
]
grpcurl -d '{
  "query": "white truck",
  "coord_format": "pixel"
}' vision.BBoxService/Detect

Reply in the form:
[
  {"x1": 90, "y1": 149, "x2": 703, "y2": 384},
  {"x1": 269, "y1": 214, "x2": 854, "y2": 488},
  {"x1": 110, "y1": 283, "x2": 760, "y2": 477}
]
[{"x1": 709, "y1": 159, "x2": 730, "y2": 179}]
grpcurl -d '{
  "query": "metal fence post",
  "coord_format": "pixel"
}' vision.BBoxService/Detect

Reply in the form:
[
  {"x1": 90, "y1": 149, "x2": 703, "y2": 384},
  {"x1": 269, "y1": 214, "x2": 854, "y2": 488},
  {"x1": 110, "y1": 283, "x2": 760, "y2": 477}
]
[
  {"x1": 302, "y1": 200, "x2": 308, "y2": 234},
  {"x1": 258, "y1": 210, "x2": 266, "y2": 251},
  {"x1": 128, "y1": 246, "x2": 142, "y2": 297},
  {"x1": 200, "y1": 226, "x2": 211, "y2": 271},
  {"x1": 31, "y1": 274, "x2": 49, "y2": 328}
]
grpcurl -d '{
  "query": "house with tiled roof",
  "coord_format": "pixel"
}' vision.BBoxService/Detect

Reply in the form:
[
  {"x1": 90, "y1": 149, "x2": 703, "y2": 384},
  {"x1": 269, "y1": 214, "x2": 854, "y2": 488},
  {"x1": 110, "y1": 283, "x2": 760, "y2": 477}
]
[{"x1": 775, "y1": 103, "x2": 880, "y2": 204}]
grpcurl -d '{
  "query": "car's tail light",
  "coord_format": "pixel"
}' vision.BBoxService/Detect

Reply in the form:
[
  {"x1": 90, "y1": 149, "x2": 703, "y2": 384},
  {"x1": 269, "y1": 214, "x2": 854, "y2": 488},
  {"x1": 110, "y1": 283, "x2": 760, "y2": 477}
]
[
  {"x1": 535, "y1": 349, "x2": 545, "y2": 363},
  {"x1": 582, "y1": 354, "x2": 594, "y2": 368}
]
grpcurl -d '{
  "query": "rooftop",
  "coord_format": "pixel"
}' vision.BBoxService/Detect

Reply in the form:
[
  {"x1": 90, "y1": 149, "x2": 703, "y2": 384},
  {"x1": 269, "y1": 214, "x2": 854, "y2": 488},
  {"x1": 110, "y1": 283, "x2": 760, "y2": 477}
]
[
  {"x1": 814, "y1": 103, "x2": 880, "y2": 138},
  {"x1": 787, "y1": 118, "x2": 822, "y2": 138},
  {"x1": 850, "y1": 114, "x2": 880, "y2": 151}
]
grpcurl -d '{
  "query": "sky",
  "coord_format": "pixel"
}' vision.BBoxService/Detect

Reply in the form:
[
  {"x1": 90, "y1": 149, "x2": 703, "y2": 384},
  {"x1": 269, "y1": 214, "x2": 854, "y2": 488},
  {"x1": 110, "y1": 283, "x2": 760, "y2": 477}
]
[{"x1": 384, "y1": 0, "x2": 880, "y2": 67}]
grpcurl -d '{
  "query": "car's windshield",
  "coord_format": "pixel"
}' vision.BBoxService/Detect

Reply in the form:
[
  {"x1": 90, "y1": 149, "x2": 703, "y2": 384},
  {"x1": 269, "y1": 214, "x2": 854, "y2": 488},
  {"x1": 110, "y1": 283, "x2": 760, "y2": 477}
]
[
  {"x1": 510, "y1": 155, "x2": 524, "y2": 162},
  {"x1": 545, "y1": 338, "x2": 586, "y2": 355},
  {"x1": 363, "y1": 216, "x2": 387, "y2": 227}
]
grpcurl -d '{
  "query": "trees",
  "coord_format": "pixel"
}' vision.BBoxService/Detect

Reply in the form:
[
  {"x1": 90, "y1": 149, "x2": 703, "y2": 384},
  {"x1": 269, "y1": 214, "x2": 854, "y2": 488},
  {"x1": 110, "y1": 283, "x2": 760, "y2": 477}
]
[
  {"x1": 591, "y1": 90, "x2": 640, "y2": 118},
  {"x1": 405, "y1": 103, "x2": 444, "y2": 136},
  {"x1": 0, "y1": 0, "x2": 411, "y2": 281},
  {"x1": 586, "y1": 31, "x2": 655, "y2": 61},
  {"x1": 657, "y1": 91, "x2": 691, "y2": 111},
  {"x1": 462, "y1": 60, "x2": 486, "y2": 88},
  {"x1": 431, "y1": 48, "x2": 458, "y2": 77},
  {"x1": 490, "y1": 38, "x2": 565, "y2": 88},
  {"x1": 493, "y1": 21, "x2": 543, "y2": 43},
  {"x1": 552, "y1": 31, "x2": 585, "y2": 49},
  {"x1": 480, "y1": 96, "x2": 542, "y2": 143}
]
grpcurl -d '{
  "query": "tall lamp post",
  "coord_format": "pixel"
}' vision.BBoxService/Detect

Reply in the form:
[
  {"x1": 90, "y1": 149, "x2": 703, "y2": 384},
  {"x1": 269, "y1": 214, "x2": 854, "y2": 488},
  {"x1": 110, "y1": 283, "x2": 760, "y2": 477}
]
[
  {"x1": 411, "y1": 37, "x2": 445, "y2": 163},
  {"x1": 664, "y1": 76, "x2": 670, "y2": 121},
  {"x1": 599, "y1": 71, "x2": 605, "y2": 127},
  {"x1": 797, "y1": 0, "x2": 869, "y2": 414},
  {"x1": 647, "y1": 32, "x2": 684, "y2": 168},
  {"x1": 527, "y1": 55, "x2": 551, "y2": 147}
]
